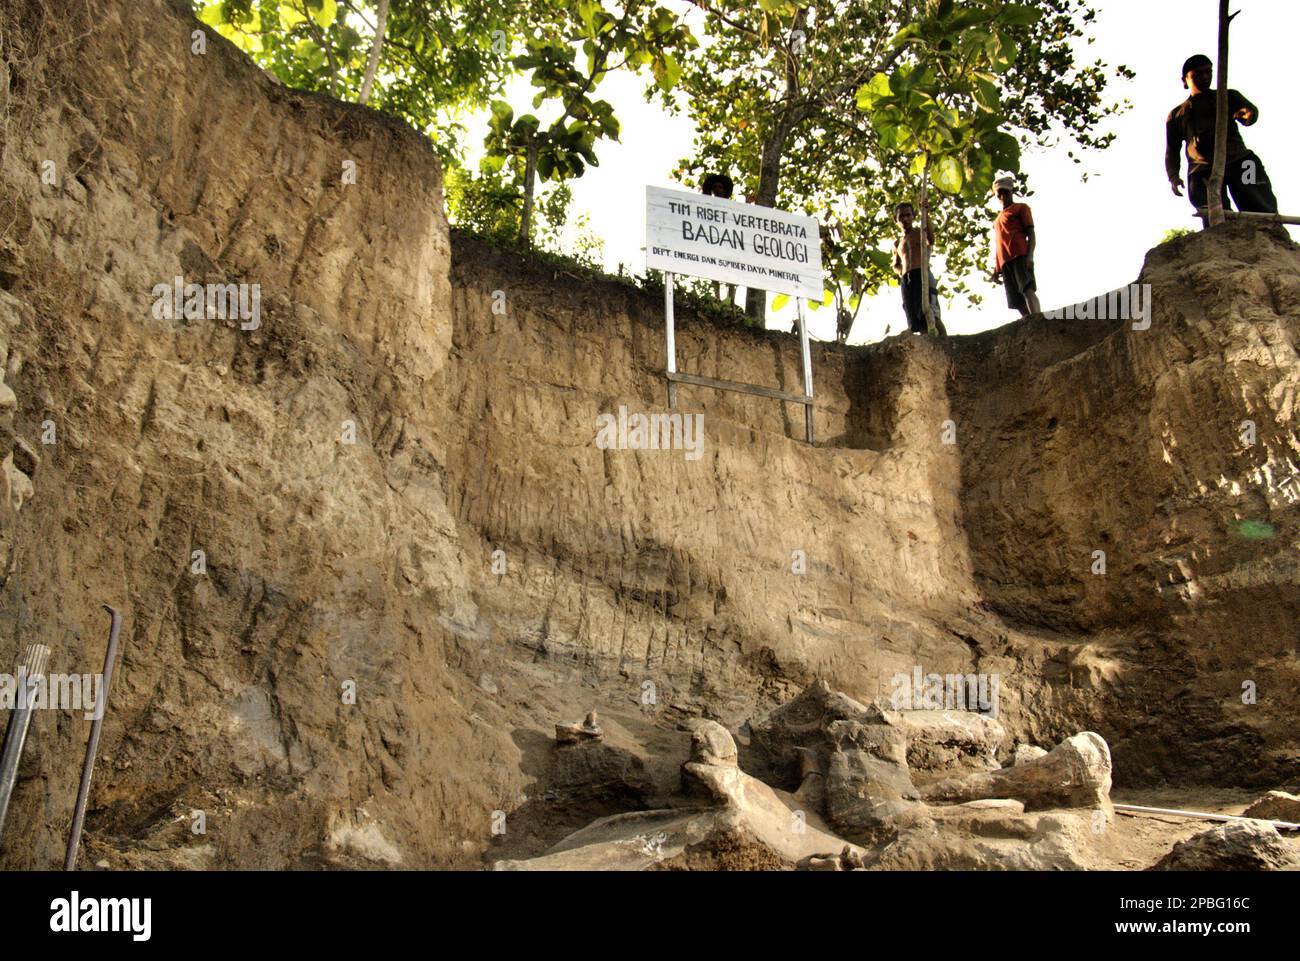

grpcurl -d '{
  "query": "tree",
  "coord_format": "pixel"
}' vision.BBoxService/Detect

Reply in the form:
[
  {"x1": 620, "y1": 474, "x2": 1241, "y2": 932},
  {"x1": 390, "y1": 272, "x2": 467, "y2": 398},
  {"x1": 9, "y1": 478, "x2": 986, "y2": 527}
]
[
  {"x1": 1204, "y1": 0, "x2": 1234, "y2": 228},
  {"x1": 663, "y1": 0, "x2": 1132, "y2": 325},
  {"x1": 195, "y1": 1, "x2": 693, "y2": 247},
  {"x1": 193, "y1": 0, "x2": 526, "y2": 163},
  {"x1": 356, "y1": 0, "x2": 389, "y2": 105},
  {"x1": 485, "y1": 0, "x2": 694, "y2": 246},
  {"x1": 857, "y1": 1, "x2": 1044, "y2": 332}
]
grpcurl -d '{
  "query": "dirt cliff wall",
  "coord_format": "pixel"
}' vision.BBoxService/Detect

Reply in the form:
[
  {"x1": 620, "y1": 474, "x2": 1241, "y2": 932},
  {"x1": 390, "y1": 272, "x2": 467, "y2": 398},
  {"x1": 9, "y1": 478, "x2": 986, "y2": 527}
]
[
  {"x1": 0, "y1": 0, "x2": 1294, "y2": 870},
  {"x1": 0, "y1": 0, "x2": 497, "y2": 869}
]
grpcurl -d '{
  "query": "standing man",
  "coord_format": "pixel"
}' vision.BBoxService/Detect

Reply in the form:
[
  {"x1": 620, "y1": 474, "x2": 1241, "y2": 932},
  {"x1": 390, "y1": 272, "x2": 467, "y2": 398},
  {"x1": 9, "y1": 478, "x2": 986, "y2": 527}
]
[
  {"x1": 1167, "y1": 54, "x2": 1278, "y2": 228},
  {"x1": 892, "y1": 201, "x2": 946, "y2": 336},
  {"x1": 992, "y1": 177, "x2": 1041, "y2": 318},
  {"x1": 701, "y1": 173, "x2": 738, "y2": 305},
  {"x1": 701, "y1": 173, "x2": 734, "y2": 200}
]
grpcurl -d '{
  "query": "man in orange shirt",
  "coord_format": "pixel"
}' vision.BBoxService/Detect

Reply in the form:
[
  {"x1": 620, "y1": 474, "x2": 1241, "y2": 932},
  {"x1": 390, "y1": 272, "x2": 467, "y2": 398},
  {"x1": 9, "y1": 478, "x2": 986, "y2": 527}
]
[{"x1": 992, "y1": 177, "x2": 1041, "y2": 318}]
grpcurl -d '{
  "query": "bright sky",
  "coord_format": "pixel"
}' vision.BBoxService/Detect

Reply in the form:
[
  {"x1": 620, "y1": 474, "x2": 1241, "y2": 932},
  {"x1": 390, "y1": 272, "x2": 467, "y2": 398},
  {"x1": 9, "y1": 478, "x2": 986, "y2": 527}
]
[{"x1": 467, "y1": 0, "x2": 1299, "y2": 342}]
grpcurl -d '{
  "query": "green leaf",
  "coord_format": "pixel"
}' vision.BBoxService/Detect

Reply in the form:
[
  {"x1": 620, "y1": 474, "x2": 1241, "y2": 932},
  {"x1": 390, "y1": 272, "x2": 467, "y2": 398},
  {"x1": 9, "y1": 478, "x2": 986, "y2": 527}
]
[
  {"x1": 198, "y1": 2, "x2": 224, "y2": 28},
  {"x1": 981, "y1": 130, "x2": 1020, "y2": 170},
  {"x1": 308, "y1": 0, "x2": 336, "y2": 29},
  {"x1": 999, "y1": 5, "x2": 1042, "y2": 27},
  {"x1": 772, "y1": 293, "x2": 791, "y2": 311},
  {"x1": 933, "y1": 155, "x2": 964, "y2": 194},
  {"x1": 856, "y1": 73, "x2": 892, "y2": 110},
  {"x1": 867, "y1": 249, "x2": 894, "y2": 272},
  {"x1": 279, "y1": 3, "x2": 307, "y2": 29}
]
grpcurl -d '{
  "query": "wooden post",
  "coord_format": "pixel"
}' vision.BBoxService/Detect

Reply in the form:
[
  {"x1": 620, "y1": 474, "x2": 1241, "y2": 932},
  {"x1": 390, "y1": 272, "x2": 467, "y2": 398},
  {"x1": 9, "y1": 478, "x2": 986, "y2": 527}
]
[
  {"x1": 1205, "y1": 0, "x2": 1232, "y2": 227},
  {"x1": 919, "y1": 155, "x2": 936, "y2": 334},
  {"x1": 664, "y1": 272, "x2": 677, "y2": 409},
  {"x1": 796, "y1": 297, "x2": 814, "y2": 444}
]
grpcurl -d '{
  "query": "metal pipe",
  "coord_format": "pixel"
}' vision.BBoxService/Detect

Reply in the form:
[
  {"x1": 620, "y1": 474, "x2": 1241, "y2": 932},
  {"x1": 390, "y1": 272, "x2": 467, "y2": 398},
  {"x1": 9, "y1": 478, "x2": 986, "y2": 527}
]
[
  {"x1": 1193, "y1": 208, "x2": 1300, "y2": 226},
  {"x1": 0, "y1": 643, "x2": 51, "y2": 847},
  {"x1": 63, "y1": 605, "x2": 122, "y2": 870},
  {"x1": 1114, "y1": 803, "x2": 1300, "y2": 831},
  {"x1": 664, "y1": 271, "x2": 677, "y2": 409},
  {"x1": 796, "y1": 296, "x2": 814, "y2": 444}
]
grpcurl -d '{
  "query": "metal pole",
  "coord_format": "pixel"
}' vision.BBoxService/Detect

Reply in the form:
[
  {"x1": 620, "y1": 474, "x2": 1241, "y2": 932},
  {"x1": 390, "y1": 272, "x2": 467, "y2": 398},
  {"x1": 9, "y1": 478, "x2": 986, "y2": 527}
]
[
  {"x1": 1195, "y1": 208, "x2": 1300, "y2": 226},
  {"x1": 796, "y1": 297, "x2": 814, "y2": 444},
  {"x1": 1205, "y1": 0, "x2": 1232, "y2": 227},
  {"x1": 0, "y1": 643, "x2": 51, "y2": 848},
  {"x1": 1114, "y1": 803, "x2": 1300, "y2": 832},
  {"x1": 664, "y1": 272, "x2": 677, "y2": 410},
  {"x1": 64, "y1": 605, "x2": 122, "y2": 871}
]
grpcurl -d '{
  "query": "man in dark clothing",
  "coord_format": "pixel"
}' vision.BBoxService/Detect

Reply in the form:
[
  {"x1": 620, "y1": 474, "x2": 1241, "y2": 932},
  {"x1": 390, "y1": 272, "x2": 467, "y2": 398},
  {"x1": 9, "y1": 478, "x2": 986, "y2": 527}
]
[
  {"x1": 1167, "y1": 54, "x2": 1278, "y2": 227},
  {"x1": 701, "y1": 173, "x2": 736, "y2": 303},
  {"x1": 701, "y1": 173, "x2": 734, "y2": 200}
]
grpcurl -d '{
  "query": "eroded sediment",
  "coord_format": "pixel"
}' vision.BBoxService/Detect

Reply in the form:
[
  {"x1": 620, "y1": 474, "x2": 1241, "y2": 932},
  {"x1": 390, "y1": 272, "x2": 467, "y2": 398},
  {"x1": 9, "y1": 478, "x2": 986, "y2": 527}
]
[{"x1": 0, "y1": 0, "x2": 1295, "y2": 869}]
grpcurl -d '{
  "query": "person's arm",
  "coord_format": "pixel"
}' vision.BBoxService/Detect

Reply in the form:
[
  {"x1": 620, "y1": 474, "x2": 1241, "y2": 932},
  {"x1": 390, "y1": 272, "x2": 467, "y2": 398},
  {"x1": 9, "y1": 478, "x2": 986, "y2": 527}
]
[
  {"x1": 1166, "y1": 110, "x2": 1185, "y2": 191},
  {"x1": 1231, "y1": 90, "x2": 1259, "y2": 125},
  {"x1": 1021, "y1": 207, "x2": 1036, "y2": 265}
]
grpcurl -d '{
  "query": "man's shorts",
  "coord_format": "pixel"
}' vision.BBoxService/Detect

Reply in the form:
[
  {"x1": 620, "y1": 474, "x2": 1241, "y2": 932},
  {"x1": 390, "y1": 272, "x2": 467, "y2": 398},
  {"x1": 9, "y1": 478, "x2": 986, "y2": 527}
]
[{"x1": 1002, "y1": 255, "x2": 1037, "y2": 311}]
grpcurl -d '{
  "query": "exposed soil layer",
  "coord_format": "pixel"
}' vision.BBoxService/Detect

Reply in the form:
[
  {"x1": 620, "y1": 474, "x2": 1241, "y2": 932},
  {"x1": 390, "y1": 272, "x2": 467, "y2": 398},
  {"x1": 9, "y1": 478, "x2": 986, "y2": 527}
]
[{"x1": 0, "y1": 0, "x2": 1295, "y2": 870}]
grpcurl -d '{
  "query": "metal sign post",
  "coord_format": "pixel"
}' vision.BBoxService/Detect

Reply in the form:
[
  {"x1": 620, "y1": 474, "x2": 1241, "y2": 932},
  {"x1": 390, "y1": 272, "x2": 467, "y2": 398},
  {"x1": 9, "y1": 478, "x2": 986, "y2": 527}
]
[
  {"x1": 796, "y1": 296, "x2": 814, "y2": 444},
  {"x1": 648, "y1": 185, "x2": 821, "y2": 444},
  {"x1": 662, "y1": 284, "x2": 815, "y2": 444},
  {"x1": 664, "y1": 272, "x2": 677, "y2": 410}
]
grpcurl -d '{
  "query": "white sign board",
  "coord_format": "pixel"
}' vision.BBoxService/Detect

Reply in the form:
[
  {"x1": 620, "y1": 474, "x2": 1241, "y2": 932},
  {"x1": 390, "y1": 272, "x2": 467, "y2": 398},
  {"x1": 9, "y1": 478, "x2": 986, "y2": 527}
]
[{"x1": 645, "y1": 185, "x2": 823, "y2": 300}]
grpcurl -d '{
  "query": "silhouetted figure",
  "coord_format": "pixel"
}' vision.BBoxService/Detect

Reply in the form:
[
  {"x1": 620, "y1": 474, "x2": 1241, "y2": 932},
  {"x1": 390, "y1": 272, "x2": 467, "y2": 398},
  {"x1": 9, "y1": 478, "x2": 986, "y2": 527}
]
[
  {"x1": 1167, "y1": 54, "x2": 1278, "y2": 228},
  {"x1": 701, "y1": 173, "x2": 737, "y2": 305},
  {"x1": 701, "y1": 173, "x2": 734, "y2": 199}
]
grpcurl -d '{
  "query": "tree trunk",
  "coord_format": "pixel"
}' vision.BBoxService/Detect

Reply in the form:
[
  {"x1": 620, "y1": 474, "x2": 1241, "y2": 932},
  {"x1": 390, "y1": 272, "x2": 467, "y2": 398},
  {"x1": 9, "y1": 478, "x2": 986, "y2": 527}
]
[
  {"x1": 519, "y1": 141, "x2": 538, "y2": 247},
  {"x1": 744, "y1": 125, "x2": 789, "y2": 322},
  {"x1": 358, "y1": 0, "x2": 390, "y2": 106},
  {"x1": 919, "y1": 156, "x2": 936, "y2": 335},
  {"x1": 1206, "y1": 0, "x2": 1231, "y2": 227}
]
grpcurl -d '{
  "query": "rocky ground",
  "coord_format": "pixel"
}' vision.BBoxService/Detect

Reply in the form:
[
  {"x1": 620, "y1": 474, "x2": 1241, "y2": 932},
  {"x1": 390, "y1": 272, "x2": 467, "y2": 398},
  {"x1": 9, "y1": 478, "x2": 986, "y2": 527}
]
[{"x1": 0, "y1": 0, "x2": 1296, "y2": 871}]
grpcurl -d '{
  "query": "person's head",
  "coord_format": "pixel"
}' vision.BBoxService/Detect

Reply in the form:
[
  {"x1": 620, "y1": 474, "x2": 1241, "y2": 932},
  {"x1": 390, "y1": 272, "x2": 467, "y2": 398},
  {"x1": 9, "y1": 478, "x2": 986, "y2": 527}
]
[
  {"x1": 1182, "y1": 54, "x2": 1213, "y2": 93},
  {"x1": 895, "y1": 202, "x2": 915, "y2": 230},
  {"x1": 701, "y1": 173, "x2": 734, "y2": 199},
  {"x1": 993, "y1": 177, "x2": 1016, "y2": 208}
]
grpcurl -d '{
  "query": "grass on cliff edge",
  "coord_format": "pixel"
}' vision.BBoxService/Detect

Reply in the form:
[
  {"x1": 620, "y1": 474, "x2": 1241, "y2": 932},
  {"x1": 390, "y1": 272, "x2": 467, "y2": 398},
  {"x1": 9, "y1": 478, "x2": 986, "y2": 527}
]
[{"x1": 451, "y1": 226, "x2": 775, "y2": 334}]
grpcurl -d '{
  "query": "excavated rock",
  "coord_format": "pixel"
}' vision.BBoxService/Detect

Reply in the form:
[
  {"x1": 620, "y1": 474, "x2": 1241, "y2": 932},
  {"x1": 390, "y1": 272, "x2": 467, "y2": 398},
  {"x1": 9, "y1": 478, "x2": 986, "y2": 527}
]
[
  {"x1": 556, "y1": 711, "x2": 604, "y2": 745},
  {"x1": 687, "y1": 720, "x2": 739, "y2": 767},
  {"x1": 824, "y1": 746, "x2": 921, "y2": 840},
  {"x1": 1242, "y1": 791, "x2": 1300, "y2": 823},
  {"x1": 1015, "y1": 744, "x2": 1049, "y2": 766},
  {"x1": 924, "y1": 732, "x2": 1113, "y2": 811},
  {"x1": 1150, "y1": 821, "x2": 1300, "y2": 871},
  {"x1": 879, "y1": 709, "x2": 1005, "y2": 778},
  {"x1": 2, "y1": 0, "x2": 1298, "y2": 871},
  {"x1": 501, "y1": 725, "x2": 867, "y2": 870},
  {"x1": 871, "y1": 805, "x2": 1100, "y2": 871}
]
